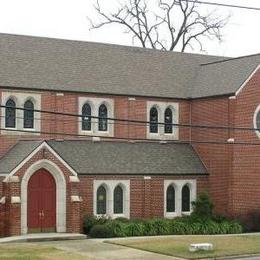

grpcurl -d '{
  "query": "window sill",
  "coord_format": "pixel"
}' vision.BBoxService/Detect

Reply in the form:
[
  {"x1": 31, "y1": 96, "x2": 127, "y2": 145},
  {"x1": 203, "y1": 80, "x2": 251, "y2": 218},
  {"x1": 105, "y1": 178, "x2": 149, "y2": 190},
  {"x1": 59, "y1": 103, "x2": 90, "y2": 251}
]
[
  {"x1": 79, "y1": 130, "x2": 94, "y2": 135},
  {"x1": 1, "y1": 128, "x2": 40, "y2": 135},
  {"x1": 181, "y1": 211, "x2": 192, "y2": 216},
  {"x1": 165, "y1": 212, "x2": 178, "y2": 219},
  {"x1": 112, "y1": 213, "x2": 128, "y2": 219},
  {"x1": 147, "y1": 133, "x2": 178, "y2": 140},
  {"x1": 22, "y1": 128, "x2": 36, "y2": 131}
]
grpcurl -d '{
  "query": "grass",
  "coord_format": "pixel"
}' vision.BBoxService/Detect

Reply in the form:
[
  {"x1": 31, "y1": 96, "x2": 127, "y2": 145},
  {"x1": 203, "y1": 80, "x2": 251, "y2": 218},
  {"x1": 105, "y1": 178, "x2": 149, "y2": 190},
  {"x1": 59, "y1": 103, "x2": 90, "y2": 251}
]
[
  {"x1": 108, "y1": 235, "x2": 260, "y2": 259},
  {"x1": 0, "y1": 243, "x2": 88, "y2": 260}
]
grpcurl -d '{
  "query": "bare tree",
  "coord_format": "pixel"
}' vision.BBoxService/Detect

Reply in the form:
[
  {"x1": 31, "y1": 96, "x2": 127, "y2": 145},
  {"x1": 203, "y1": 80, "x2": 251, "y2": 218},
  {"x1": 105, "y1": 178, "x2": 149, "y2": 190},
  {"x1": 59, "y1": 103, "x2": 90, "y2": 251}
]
[{"x1": 89, "y1": 0, "x2": 229, "y2": 52}]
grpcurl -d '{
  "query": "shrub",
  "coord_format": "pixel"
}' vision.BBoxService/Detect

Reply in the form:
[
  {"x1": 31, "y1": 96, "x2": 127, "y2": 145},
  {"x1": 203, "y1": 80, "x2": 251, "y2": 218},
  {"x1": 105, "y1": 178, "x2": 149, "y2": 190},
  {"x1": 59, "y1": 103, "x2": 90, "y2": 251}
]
[
  {"x1": 191, "y1": 192, "x2": 213, "y2": 219},
  {"x1": 227, "y1": 220, "x2": 243, "y2": 234},
  {"x1": 89, "y1": 224, "x2": 114, "y2": 238},
  {"x1": 153, "y1": 219, "x2": 171, "y2": 235},
  {"x1": 114, "y1": 217, "x2": 130, "y2": 223},
  {"x1": 83, "y1": 215, "x2": 110, "y2": 234},
  {"x1": 143, "y1": 220, "x2": 157, "y2": 236},
  {"x1": 106, "y1": 221, "x2": 127, "y2": 237},
  {"x1": 124, "y1": 222, "x2": 145, "y2": 236},
  {"x1": 241, "y1": 211, "x2": 260, "y2": 232},
  {"x1": 83, "y1": 215, "x2": 97, "y2": 234},
  {"x1": 169, "y1": 219, "x2": 187, "y2": 235}
]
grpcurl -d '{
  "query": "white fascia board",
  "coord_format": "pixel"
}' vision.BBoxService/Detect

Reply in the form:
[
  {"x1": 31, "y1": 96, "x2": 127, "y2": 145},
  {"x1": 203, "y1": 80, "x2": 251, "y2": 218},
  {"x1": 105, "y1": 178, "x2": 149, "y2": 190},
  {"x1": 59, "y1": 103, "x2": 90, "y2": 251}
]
[{"x1": 235, "y1": 64, "x2": 260, "y2": 97}]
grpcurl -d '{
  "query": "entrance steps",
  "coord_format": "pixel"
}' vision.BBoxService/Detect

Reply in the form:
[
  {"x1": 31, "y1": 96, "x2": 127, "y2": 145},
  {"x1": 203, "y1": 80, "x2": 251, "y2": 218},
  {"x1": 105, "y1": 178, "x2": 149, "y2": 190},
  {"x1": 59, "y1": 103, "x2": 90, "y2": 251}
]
[{"x1": 0, "y1": 233, "x2": 86, "y2": 243}]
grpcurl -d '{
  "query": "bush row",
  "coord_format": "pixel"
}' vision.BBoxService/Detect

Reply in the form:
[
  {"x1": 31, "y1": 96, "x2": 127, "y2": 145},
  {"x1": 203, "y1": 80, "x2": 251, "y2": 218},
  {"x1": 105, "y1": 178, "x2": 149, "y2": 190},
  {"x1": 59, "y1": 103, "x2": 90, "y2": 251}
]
[{"x1": 85, "y1": 215, "x2": 242, "y2": 238}]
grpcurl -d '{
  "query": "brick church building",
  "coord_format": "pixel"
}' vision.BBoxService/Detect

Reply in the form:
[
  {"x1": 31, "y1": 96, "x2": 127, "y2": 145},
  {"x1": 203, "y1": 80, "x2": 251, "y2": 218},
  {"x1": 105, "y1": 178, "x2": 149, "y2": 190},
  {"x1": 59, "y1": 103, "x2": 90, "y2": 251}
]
[{"x1": 0, "y1": 34, "x2": 259, "y2": 237}]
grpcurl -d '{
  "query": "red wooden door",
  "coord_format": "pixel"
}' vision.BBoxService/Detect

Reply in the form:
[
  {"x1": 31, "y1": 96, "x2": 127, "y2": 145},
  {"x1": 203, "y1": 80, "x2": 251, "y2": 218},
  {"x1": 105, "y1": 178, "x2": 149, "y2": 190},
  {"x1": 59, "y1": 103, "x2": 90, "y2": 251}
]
[{"x1": 28, "y1": 169, "x2": 56, "y2": 233}]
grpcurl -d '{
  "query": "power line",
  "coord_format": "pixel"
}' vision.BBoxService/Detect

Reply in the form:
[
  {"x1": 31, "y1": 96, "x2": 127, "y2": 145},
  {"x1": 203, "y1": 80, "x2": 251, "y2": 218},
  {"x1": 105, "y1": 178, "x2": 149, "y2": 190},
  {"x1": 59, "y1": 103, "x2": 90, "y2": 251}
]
[
  {"x1": 2, "y1": 105, "x2": 260, "y2": 133},
  {"x1": 182, "y1": 0, "x2": 260, "y2": 11},
  {"x1": 1, "y1": 127, "x2": 260, "y2": 146}
]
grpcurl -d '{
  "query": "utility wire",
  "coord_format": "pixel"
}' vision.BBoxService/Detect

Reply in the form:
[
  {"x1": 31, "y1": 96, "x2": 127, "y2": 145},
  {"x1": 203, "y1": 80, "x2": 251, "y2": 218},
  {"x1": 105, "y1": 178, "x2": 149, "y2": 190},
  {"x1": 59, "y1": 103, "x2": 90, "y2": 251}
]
[
  {"x1": 182, "y1": 0, "x2": 260, "y2": 11},
  {"x1": 1, "y1": 127, "x2": 260, "y2": 146},
  {"x1": 1, "y1": 105, "x2": 260, "y2": 132}
]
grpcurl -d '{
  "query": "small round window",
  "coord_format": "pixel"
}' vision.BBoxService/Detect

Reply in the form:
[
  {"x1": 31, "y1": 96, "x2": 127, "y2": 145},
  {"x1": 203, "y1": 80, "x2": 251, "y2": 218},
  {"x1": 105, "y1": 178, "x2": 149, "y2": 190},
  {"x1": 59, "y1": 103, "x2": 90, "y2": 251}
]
[{"x1": 254, "y1": 105, "x2": 260, "y2": 138}]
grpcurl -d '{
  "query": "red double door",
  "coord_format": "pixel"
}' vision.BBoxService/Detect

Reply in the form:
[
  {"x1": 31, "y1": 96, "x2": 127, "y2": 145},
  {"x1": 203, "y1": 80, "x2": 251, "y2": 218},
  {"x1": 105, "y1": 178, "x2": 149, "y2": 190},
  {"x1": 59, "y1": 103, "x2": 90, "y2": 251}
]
[{"x1": 28, "y1": 169, "x2": 56, "y2": 233}]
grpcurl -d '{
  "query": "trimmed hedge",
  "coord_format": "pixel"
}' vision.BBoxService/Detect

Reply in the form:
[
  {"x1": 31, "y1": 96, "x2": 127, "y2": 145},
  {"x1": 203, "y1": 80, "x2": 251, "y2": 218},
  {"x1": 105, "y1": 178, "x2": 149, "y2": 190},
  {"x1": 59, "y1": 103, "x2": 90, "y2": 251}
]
[
  {"x1": 86, "y1": 216, "x2": 242, "y2": 238},
  {"x1": 85, "y1": 193, "x2": 242, "y2": 238}
]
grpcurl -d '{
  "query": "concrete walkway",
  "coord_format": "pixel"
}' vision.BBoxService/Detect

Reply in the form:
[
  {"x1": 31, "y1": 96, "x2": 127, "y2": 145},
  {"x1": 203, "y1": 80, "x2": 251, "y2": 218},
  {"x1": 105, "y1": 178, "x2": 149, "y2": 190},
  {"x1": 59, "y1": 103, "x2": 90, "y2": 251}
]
[
  {"x1": 37, "y1": 239, "x2": 182, "y2": 260},
  {"x1": 0, "y1": 233, "x2": 86, "y2": 243}
]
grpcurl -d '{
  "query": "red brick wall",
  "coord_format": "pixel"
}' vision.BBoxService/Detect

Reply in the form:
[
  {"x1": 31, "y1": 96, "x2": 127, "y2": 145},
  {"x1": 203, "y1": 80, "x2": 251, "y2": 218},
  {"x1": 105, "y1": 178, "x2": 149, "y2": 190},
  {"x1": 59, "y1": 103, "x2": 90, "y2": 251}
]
[
  {"x1": 191, "y1": 97, "x2": 232, "y2": 215},
  {"x1": 0, "y1": 89, "x2": 190, "y2": 157},
  {"x1": 1, "y1": 144, "x2": 208, "y2": 236},
  {"x1": 231, "y1": 68, "x2": 260, "y2": 217},
  {"x1": 79, "y1": 174, "x2": 208, "y2": 220}
]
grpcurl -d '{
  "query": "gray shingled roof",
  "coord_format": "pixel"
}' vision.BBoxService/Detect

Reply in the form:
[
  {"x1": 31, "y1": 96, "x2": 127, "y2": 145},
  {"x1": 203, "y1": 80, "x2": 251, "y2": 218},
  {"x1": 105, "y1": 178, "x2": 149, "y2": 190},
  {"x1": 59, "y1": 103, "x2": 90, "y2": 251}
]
[
  {"x1": 0, "y1": 33, "x2": 220, "y2": 99},
  {"x1": 193, "y1": 55, "x2": 260, "y2": 98},
  {"x1": 0, "y1": 33, "x2": 259, "y2": 99},
  {"x1": 0, "y1": 141, "x2": 42, "y2": 174},
  {"x1": 0, "y1": 140, "x2": 207, "y2": 175}
]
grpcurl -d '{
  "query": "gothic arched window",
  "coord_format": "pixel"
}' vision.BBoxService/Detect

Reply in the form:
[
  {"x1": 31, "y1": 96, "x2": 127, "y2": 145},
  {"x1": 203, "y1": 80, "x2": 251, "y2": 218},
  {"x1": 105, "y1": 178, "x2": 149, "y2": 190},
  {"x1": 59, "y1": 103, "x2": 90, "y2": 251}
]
[
  {"x1": 182, "y1": 185, "x2": 191, "y2": 212},
  {"x1": 24, "y1": 100, "x2": 34, "y2": 129},
  {"x1": 98, "y1": 104, "x2": 108, "y2": 131},
  {"x1": 82, "y1": 103, "x2": 92, "y2": 131},
  {"x1": 97, "y1": 185, "x2": 107, "y2": 215},
  {"x1": 114, "y1": 185, "x2": 123, "y2": 214},
  {"x1": 166, "y1": 185, "x2": 175, "y2": 212},
  {"x1": 5, "y1": 99, "x2": 16, "y2": 128},
  {"x1": 164, "y1": 107, "x2": 173, "y2": 134},
  {"x1": 149, "y1": 107, "x2": 158, "y2": 133}
]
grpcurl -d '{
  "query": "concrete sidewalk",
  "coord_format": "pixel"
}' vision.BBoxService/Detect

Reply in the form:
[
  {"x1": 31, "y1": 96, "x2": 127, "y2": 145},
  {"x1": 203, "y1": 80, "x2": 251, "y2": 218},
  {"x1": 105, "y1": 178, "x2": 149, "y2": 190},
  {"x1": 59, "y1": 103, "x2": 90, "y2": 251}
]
[
  {"x1": 0, "y1": 233, "x2": 86, "y2": 243},
  {"x1": 37, "y1": 239, "x2": 182, "y2": 260}
]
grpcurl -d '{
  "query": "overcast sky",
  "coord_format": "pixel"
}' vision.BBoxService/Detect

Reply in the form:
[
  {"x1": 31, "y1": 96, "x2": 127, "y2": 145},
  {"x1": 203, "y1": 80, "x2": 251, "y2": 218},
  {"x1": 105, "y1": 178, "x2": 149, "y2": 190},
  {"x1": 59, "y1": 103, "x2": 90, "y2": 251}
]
[{"x1": 0, "y1": 0, "x2": 259, "y2": 57}]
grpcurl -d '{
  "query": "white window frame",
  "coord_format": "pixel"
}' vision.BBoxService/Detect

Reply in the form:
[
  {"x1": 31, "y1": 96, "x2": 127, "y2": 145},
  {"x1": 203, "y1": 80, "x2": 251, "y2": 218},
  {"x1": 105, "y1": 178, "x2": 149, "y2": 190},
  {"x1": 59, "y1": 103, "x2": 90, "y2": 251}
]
[
  {"x1": 1, "y1": 91, "x2": 41, "y2": 135},
  {"x1": 147, "y1": 101, "x2": 179, "y2": 140},
  {"x1": 253, "y1": 104, "x2": 260, "y2": 139},
  {"x1": 78, "y1": 97, "x2": 114, "y2": 137},
  {"x1": 93, "y1": 180, "x2": 130, "y2": 219},
  {"x1": 164, "y1": 179, "x2": 196, "y2": 218}
]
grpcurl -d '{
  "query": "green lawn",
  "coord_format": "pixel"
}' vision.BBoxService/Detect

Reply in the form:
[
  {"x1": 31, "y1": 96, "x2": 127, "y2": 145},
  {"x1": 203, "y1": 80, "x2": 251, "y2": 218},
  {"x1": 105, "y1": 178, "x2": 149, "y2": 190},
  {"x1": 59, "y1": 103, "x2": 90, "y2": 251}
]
[
  {"x1": 0, "y1": 243, "x2": 88, "y2": 260},
  {"x1": 108, "y1": 235, "x2": 260, "y2": 259}
]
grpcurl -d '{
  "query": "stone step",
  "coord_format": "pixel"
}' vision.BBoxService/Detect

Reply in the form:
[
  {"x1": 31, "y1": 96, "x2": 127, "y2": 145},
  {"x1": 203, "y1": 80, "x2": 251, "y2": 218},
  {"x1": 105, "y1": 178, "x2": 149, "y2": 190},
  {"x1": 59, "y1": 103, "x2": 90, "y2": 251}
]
[{"x1": 0, "y1": 233, "x2": 86, "y2": 243}]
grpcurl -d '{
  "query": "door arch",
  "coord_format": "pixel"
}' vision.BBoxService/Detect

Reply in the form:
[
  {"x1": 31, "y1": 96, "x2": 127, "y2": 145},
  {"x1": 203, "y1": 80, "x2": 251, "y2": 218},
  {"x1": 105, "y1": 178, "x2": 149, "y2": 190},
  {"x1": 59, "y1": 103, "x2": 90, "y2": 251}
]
[
  {"x1": 28, "y1": 169, "x2": 56, "y2": 233},
  {"x1": 21, "y1": 159, "x2": 66, "y2": 234}
]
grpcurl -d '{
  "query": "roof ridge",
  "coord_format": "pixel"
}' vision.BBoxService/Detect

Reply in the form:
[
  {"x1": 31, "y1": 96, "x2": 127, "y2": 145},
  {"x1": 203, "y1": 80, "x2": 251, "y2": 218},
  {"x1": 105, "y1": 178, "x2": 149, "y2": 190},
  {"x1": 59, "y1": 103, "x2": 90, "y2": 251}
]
[
  {"x1": 200, "y1": 53, "x2": 260, "y2": 66},
  {"x1": 0, "y1": 32, "x2": 226, "y2": 59}
]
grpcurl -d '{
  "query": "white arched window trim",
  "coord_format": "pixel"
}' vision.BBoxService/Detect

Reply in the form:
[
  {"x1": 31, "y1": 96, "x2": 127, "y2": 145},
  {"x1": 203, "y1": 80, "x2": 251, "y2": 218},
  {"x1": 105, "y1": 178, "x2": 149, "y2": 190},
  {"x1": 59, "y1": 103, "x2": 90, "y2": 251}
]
[
  {"x1": 253, "y1": 104, "x2": 260, "y2": 139},
  {"x1": 1, "y1": 92, "x2": 41, "y2": 135},
  {"x1": 164, "y1": 180, "x2": 196, "y2": 218},
  {"x1": 78, "y1": 97, "x2": 114, "y2": 136},
  {"x1": 147, "y1": 101, "x2": 179, "y2": 140},
  {"x1": 93, "y1": 180, "x2": 130, "y2": 219}
]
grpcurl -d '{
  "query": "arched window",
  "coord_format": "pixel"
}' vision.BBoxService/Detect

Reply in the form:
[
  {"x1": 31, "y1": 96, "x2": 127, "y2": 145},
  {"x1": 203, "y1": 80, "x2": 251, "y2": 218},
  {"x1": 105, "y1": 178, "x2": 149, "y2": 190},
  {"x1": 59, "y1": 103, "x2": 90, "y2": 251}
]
[
  {"x1": 166, "y1": 185, "x2": 175, "y2": 212},
  {"x1": 82, "y1": 103, "x2": 92, "y2": 131},
  {"x1": 165, "y1": 107, "x2": 173, "y2": 134},
  {"x1": 150, "y1": 107, "x2": 158, "y2": 133},
  {"x1": 5, "y1": 99, "x2": 16, "y2": 128},
  {"x1": 98, "y1": 104, "x2": 108, "y2": 131},
  {"x1": 24, "y1": 100, "x2": 34, "y2": 129},
  {"x1": 97, "y1": 185, "x2": 106, "y2": 214},
  {"x1": 114, "y1": 185, "x2": 123, "y2": 214},
  {"x1": 182, "y1": 185, "x2": 191, "y2": 212}
]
